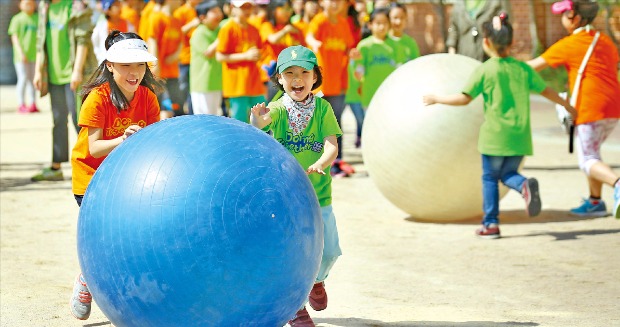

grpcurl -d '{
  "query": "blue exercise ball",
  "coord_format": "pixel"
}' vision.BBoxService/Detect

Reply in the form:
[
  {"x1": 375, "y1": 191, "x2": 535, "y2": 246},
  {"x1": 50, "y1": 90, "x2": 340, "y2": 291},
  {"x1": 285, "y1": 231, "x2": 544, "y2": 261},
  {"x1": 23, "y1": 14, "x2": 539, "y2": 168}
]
[{"x1": 78, "y1": 115, "x2": 323, "y2": 327}]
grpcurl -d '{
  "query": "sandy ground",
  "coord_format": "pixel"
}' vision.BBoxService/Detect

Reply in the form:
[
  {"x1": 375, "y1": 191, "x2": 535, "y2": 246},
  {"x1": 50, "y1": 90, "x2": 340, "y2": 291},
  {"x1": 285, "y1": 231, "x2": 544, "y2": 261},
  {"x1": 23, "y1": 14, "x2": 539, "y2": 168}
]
[{"x1": 1, "y1": 84, "x2": 619, "y2": 327}]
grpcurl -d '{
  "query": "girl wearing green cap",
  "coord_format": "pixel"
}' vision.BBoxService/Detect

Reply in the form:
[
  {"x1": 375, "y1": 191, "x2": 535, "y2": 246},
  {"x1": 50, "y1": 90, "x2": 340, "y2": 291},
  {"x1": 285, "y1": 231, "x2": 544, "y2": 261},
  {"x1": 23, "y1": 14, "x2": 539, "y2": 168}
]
[{"x1": 251, "y1": 45, "x2": 342, "y2": 327}]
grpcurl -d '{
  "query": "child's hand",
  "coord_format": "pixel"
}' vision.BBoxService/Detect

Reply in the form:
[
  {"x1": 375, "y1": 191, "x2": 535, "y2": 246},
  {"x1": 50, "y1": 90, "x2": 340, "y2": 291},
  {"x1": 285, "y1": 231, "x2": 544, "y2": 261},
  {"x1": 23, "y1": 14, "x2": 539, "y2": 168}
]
[
  {"x1": 422, "y1": 95, "x2": 437, "y2": 106},
  {"x1": 349, "y1": 48, "x2": 361, "y2": 60},
  {"x1": 245, "y1": 47, "x2": 260, "y2": 62},
  {"x1": 122, "y1": 125, "x2": 142, "y2": 141},
  {"x1": 306, "y1": 163, "x2": 326, "y2": 175},
  {"x1": 251, "y1": 102, "x2": 269, "y2": 117}
]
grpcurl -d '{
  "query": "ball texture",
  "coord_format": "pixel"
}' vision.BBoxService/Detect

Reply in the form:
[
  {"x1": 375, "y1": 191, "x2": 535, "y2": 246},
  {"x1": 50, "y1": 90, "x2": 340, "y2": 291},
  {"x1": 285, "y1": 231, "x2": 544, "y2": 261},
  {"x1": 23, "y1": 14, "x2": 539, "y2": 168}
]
[
  {"x1": 362, "y1": 54, "x2": 509, "y2": 221},
  {"x1": 78, "y1": 115, "x2": 323, "y2": 327}
]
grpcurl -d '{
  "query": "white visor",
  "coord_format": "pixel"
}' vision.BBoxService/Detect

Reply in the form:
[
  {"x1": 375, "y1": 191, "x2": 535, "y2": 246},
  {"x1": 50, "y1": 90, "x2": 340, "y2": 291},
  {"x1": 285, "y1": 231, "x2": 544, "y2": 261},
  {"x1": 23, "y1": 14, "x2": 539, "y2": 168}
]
[{"x1": 106, "y1": 39, "x2": 158, "y2": 63}]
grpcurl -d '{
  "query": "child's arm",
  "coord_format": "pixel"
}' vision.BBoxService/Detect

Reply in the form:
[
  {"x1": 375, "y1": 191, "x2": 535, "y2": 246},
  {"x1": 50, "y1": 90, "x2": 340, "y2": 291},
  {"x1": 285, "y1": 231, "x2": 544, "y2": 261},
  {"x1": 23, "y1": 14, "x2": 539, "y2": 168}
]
[
  {"x1": 10, "y1": 35, "x2": 25, "y2": 63},
  {"x1": 305, "y1": 32, "x2": 322, "y2": 53},
  {"x1": 423, "y1": 93, "x2": 472, "y2": 106},
  {"x1": 70, "y1": 44, "x2": 88, "y2": 91},
  {"x1": 250, "y1": 102, "x2": 272, "y2": 130},
  {"x1": 204, "y1": 39, "x2": 219, "y2": 58},
  {"x1": 526, "y1": 57, "x2": 548, "y2": 72},
  {"x1": 267, "y1": 24, "x2": 299, "y2": 44},
  {"x1": 306, "y1": 135, "x2": 338, "y2": 175},
  {"x1": 88, "y1": 125, "x2": 141, "y2": 158},
  {"x1": 540, "y1": 87, "x2": 578, "y2": 119},
  {"x1": 147, "y1": 38, "x2": 160, "y2": 76},
  {"x1": 215, "y1": 47, "x2": 260, "y2": 63}
]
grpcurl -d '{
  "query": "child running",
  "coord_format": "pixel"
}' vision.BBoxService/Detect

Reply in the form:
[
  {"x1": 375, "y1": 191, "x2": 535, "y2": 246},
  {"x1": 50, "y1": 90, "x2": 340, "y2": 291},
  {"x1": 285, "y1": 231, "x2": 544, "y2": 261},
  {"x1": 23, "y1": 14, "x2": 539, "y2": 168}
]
[
  {"x1": 423, "y1": 14, "x2": 577, "y2": 239},
  {"x1": 69, "y1": 30, "x2": 161, "y2": 320},
  {"x1": 250, "y1": 45, "x2": 342, "y2": 326},
  {"x1": 527, "y1": 0, "x2": 620, "y2": 218}
]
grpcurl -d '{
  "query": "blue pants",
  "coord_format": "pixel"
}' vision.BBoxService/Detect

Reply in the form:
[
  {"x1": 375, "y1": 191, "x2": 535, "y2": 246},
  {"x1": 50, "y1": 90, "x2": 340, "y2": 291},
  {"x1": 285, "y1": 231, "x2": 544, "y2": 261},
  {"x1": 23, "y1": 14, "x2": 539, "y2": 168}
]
[
  {"x1": 316, "y1": 205, "x2": 341, "y2": 282},
  {"x1": 323, "y1": 95, "x2": 345, "y2": 159},
  {"x1": 229, "y1": 95, "x2": 266, "y2": 123},
  {"x1": 347, "y1": 102, "x2": 364, "y2": 138},
  {"x1": 481, "y1": 155, "x2": 526, "y2": 226}
]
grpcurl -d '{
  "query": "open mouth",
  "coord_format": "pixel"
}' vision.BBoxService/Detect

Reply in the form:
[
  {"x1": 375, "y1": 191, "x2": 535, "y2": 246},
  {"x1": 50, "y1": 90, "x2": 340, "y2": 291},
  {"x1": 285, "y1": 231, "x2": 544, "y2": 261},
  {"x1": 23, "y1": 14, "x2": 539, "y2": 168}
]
[
  {"x1": 127, "y1": 79, "x2": 139, "y2": 86},
  {"x1": 292, "y1": 85, "x2": 304, "y2": 93}
]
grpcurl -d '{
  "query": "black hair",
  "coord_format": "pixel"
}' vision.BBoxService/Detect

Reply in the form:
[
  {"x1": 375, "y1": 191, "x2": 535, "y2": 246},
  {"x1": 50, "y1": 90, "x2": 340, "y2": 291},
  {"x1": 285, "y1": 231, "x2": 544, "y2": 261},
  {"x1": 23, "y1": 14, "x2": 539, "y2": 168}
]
[
  {"x1": 269, "y1": 66, "x2": 324, "y2": 92},
  {"x1": 196, "y1": 0, "x2": 221, "y2": 16},
  {"x1": 361, "y1": 7, "x2": 390, "y2": 39},
  {"x1": 389, "y1": 2, "x2": 406, "y2": 15},
  {"x1": 347, "y1": 2, "x2": 361, "y2": 30},
  {"x1": 573, "y1": 0, "x2": 600, "y2": 25},
  {"x1": 482, "y1": 12, "x2": 513, "y2": 55},
  {"x1": 81, "y1": 30, "x2": 163, "y2": 113},
  {"x1": 266, "y1": 0, "x2": 292, "y2": 26}
]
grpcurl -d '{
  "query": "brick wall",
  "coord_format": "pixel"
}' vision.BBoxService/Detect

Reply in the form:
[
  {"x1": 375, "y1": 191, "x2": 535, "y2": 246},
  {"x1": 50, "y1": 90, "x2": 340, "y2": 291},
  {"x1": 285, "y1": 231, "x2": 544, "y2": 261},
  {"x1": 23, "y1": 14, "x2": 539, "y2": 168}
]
[{"x1": 403, "y1": 0, "x2": 620, "y2": 60}]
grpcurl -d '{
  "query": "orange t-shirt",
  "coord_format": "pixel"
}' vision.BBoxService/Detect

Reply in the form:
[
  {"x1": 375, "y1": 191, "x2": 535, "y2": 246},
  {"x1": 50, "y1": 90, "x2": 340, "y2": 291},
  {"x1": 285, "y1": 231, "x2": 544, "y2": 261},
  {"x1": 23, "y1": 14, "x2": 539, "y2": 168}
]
[
  {"x1": 138, "y1": 1, "x2": 155, "y2": 40},
  {"x1": 71, "y1": 84, "x2": 160, "y2": 195},
  {"x1": 292, "y1": 20, "x2": 309, "y2": 38},
  {"x1": 120, "y1": 4, "x2": 140, "y2": 33},
  {"x1": 174, "y1": 3, "x2": 198, "y2": 65},
  {"x1": 541, "y1": 30, "x2": 620, "y2": 125},
  {"x1": 307, "y1": 12, "x2": 354, "y2": 96},
  {"x1": 216, "y1": 20, "x2": 265, "y2": 98},
  {"x1": 108, "y1": 19, "x2": 129, "y2": 33},
  {"x1": 148, "y1": 11, "x2": 183, "y2": 79}
]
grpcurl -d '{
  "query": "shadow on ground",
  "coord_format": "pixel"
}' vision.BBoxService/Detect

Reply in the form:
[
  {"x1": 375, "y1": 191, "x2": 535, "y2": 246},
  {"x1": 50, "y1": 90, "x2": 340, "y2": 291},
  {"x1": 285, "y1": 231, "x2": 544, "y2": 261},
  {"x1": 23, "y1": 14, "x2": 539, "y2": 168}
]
[
  {"x1": 316, "y1": 317, "x2": 538, "y2": 327},
  {"x1": 405, "y1": 209, "x2": 613, "y2": 225}
]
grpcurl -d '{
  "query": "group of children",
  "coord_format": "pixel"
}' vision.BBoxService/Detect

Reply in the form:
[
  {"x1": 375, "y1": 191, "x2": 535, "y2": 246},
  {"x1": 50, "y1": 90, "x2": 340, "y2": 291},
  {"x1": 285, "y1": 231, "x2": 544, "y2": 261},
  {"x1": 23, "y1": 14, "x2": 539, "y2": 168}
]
[{"x1": 7, "y1": 0, "x2": 619, "y2": 325}]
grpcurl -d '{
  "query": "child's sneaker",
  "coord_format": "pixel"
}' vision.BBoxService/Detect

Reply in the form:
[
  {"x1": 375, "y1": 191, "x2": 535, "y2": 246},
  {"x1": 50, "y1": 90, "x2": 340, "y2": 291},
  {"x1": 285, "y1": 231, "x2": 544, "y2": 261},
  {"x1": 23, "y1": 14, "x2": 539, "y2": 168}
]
[
  {"x1": 31, "y1": 167, "x2": 64, "y2": 182},
  {"x1": 330, "y1": 164, "x2": 348, "y2": 178},
  {"x1": 613, "y1": 185, "x2": 620, "y2": 219},
  {"x1": 70, "y1": 274, "x2": 92, "y2": 320},
  {"x1": 338, "y1": 160, "x2": 355, "y2": 175},
  {"x1": 522, "y1": 178, "x2": 541, "y2": 217},
  {"x1": 475, "y1": 224, "x2": 500, "y2": 239},
  {"x1": 308, "y1": 281, "x2": 327, "y2": 311},
  {"x1": 28, "y1": 103, "x2": 40, "y2": 113},
  {"x1": 288, "y1": 307, "x2": 315, "y2": 327},
  {"x1": 570, "y1": 199, "x2": 608, "y2": 217},
  {"x1": 18, "y1": 104, "x2": 29, "y2": 114}
]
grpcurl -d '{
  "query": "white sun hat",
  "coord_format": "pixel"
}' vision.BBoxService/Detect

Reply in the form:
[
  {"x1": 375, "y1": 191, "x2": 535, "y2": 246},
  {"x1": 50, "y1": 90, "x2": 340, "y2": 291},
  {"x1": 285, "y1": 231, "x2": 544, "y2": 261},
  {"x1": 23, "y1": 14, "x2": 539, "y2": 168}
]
[
  {"x1": 106, "y1": 38, "x2": 158, "y2": 64},
  {"x1": 231, "y1": 0, "x2": 255, "y2": 7}
]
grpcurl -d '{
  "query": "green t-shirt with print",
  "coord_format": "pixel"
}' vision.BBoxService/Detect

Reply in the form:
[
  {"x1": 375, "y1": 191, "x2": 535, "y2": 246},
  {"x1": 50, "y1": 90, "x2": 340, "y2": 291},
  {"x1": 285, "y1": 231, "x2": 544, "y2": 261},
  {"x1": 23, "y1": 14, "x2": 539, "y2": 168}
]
[
  {"x1": 462, "y1": 57, "x2": 547, "y2": 156},
  {"x1": 8, "y1": 11, "x2": 38, "y2": 63},
  {"x1": 355, "y1": 36, "x2": 407, "y2": 107},
  {"x1": 267, "y1": 96, "x2": 343, "y2": 206},
  {"x1": 46, "y1": 1, "x2": 73, "y2": 85},
  {"x1": 390, "y1": 34, "x2": 420, "y2": 62},
  {"x1": 190, "y1": 24, "x2": 222, "y2": 93},
  {"x1": 344, "y1": 58, "x2": 361, "y2": 104}
]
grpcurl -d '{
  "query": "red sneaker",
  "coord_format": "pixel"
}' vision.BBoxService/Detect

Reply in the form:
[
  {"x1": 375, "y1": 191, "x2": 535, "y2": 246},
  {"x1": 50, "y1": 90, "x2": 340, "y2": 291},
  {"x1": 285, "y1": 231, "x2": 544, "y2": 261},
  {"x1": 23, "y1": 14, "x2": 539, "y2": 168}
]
[
  {"x1": 288, "y1": 307, "x2": 315, "y2": 327},
  {"x1": 18, "y1": 104, "x2": 29, "y2": 114},
  {"x1": 308, "y1": 281, "x2": 327, "y2": 311},
  {"x1": 28, "y1": 103, "x2": 40, "y2": 113},
  {"x1": 475, "y1": 224, "x2": 500, "y2": 239},
  {"x1": 338, "y1": 160, "x2": 355, "y2": 175}
]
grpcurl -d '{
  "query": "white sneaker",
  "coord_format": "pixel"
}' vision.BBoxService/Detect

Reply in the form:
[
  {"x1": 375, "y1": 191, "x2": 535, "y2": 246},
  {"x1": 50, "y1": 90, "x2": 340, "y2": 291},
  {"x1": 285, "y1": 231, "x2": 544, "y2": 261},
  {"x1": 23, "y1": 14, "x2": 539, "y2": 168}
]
[{"x1": 70, "y1": 274, "x2": 92, "y2": 320}]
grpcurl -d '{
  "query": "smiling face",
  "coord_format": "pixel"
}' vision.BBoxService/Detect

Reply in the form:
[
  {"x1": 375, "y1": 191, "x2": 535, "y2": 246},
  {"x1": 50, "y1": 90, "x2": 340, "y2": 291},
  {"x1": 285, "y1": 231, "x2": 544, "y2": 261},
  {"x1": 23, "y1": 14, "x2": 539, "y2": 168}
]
[
  {"x1": 277, "y1": 65, "x2": 317, "y2": 102},
  {"x1": 370, "y1": 12, "x2": 390, "y2": 40},
  {"x1": 389, "y1": 6, "x2": 406, "y2": 35},
  {"x1": 106, "y1": 62, "x2": 147, "y2": 101}
]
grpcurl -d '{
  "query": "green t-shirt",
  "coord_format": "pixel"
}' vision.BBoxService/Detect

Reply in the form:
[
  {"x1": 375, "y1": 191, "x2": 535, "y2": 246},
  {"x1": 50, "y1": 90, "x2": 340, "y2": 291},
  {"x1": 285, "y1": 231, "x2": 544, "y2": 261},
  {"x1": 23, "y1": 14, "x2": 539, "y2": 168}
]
[
  {"x1": 462, "y1": 57, "x2": 547, "y2": 156},
  {"x1": 8, "y1": 11, "x2": 38, "y2": 63},
  {"x1": 46, "y1": 1, "x2": 73, "y2": 85},
  {"x1": 355, "y1": 36, "x2": 407, "y2": 107},
  {"x1": 190, "y1": 24, "x2": 222, "y2": 93},
  {"x1": 390, "y1": 34, "x2": 420, "y2": 62},
  {"x1": 267, "y1": 97, "x2": 343, "y2": 206}
]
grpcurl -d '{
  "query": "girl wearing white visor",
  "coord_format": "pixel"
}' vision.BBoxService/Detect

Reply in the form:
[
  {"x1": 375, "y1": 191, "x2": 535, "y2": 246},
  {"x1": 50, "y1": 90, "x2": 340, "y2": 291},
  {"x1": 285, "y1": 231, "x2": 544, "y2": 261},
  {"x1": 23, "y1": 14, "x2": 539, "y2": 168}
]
[{"x1": 69, "y1": 30, "x2": 162, "y2": 321}]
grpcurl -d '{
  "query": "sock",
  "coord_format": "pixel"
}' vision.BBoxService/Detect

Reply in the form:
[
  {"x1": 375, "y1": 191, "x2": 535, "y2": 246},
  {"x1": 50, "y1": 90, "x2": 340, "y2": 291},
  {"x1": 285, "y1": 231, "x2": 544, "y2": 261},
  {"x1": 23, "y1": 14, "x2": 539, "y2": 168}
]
[
  {"x1": 589, "y1": 196, "x2": 601, "y2": 205},
  {"x1": 614, "y1": 178, "x2": 620, "y2": 188}
]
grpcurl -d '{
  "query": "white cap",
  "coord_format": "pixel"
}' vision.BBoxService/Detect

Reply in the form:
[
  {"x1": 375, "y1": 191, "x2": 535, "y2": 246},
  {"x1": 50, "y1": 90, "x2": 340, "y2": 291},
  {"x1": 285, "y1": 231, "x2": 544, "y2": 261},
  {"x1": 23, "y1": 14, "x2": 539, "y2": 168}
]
[
  {"x1": 231, "y1": 0, "x2": 255, "y2": 7},
  {"x1": 106, "y1": 39, "x2": 158, "y2": 64}
]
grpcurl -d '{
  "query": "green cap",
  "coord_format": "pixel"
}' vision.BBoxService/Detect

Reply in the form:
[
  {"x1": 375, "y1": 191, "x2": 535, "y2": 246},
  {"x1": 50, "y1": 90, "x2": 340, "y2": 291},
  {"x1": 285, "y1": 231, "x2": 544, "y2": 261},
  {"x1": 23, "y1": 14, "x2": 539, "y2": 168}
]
[{"x1": 276, "y1": 46, "x2": 318, "y2": 74}]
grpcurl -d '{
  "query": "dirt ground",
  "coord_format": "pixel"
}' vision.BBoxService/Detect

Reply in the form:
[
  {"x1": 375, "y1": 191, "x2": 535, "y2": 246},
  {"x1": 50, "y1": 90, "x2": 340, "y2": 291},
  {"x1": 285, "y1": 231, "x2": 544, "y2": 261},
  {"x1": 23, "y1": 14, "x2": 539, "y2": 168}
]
[{"x1": 1, "y1": 84, "x2": 619, "y2": 327}]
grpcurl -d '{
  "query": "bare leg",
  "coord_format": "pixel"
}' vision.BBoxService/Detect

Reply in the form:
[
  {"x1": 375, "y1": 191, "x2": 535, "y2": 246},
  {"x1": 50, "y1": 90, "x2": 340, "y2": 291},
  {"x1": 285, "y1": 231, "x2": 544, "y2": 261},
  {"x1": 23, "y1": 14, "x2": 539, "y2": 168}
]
[{"x1": 588, "y1": 162, "x2": 619, "y2": 198}]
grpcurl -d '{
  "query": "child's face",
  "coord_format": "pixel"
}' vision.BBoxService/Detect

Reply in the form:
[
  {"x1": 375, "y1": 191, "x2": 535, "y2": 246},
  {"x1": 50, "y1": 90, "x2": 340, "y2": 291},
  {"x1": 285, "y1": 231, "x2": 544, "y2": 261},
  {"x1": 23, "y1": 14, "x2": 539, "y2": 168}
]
[
  {"x1": 105, "y1": 2, "x2": 123, "y2": 18},
  {"x1": 235, "y1": 3, "x2": 254, "y2": 20},
  {"x1": 203, "y1": 6, "x2": 224, "y2": 28},
  {"x1": 561, "y1": 10, "x2": 581, "y2": 33},
  {"x1": 19, "y1": 0, "x2": 36, "y2": 14},
  {"x1": 107, "y1": 62, "x2": 147, "y2": 100},
  {"x1": 304, "y1": 1, "x2": 319, "y2": 19},
  {"x1": 275, "y1": 5, "x2": 293, "y2": 25},
  {"x1": 389, "y1": 7, "x2": 406, "y2": 34},
  {"x1": 277, "y1": 65, "x2": 317, "y2": 102},
  {"x1": 321, "y1": 0, "x2": 345, "y2": 17},
  {"x1": 370, "y1": 13, "x2": 390, "y2": 40}
]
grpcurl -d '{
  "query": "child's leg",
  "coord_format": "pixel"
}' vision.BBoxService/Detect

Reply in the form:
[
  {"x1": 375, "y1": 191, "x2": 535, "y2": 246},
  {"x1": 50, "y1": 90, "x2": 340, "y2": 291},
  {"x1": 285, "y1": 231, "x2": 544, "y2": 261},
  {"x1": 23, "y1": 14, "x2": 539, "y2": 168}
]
[
  {"x1": 498, "y1": 155, "x2": 526, "y2": 191},
  {"x1": 348, "y1": 102, "x2": 365, "y2": 138},
  {"x1": 481, "y1": 155, "x2": 504, "y2": 226},
  {"x1": 25, "y1": 61, "x2": 36, "y2": 106},
  {"x1": 190, "y1": 92, "x2": 208, "y2": 115},
  {"x1": 205, "y1": 91, "x2": 223, "y2": 116},
  {"x1": 14, "y1": 61, "x2": 26, "y2": 106},
  {"x1": 316, "y1": 205, "x2": 342, "y2": 282},
  {"x1": 228, "y1": 97, "x2": 251, "y2": 123}
]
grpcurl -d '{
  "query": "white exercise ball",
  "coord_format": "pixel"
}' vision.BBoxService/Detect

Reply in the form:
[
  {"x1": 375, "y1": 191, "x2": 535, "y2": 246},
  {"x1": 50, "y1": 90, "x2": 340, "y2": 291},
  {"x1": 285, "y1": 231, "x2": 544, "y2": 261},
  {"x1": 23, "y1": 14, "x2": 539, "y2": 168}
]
[{"x1": 362, "y1": 53, "x2": 510, "y2": 221}]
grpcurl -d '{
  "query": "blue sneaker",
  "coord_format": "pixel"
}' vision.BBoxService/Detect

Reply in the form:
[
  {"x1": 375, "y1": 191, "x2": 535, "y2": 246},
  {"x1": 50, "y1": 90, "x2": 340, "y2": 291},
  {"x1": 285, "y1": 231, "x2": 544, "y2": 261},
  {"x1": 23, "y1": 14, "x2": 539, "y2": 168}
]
[
  {"x1": 570, "y1": 199, "x2": 608, "y2": 217},
  {"x1": 613, "y1": 185, "x2": 620, "y2": 219}
]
